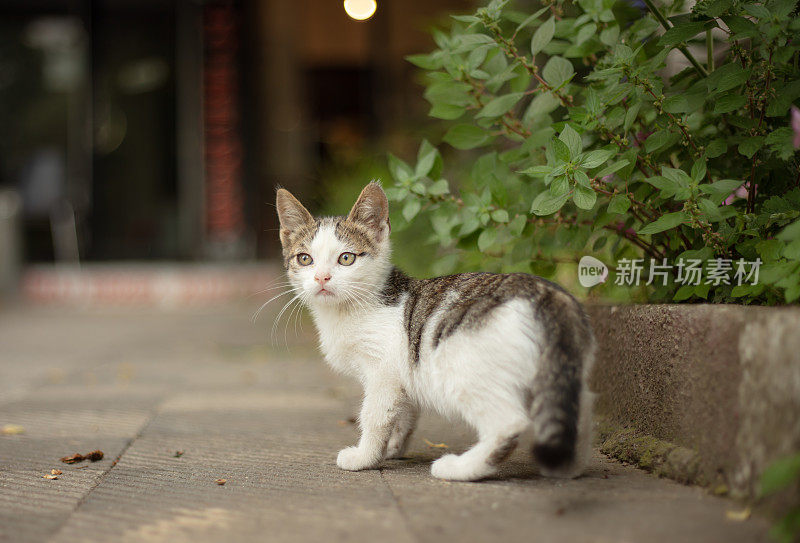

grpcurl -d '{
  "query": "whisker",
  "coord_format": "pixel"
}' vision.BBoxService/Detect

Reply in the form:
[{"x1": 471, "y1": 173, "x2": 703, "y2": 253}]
[{"x1": 251, "y1": 287, "x2": 301, "y2": 323}]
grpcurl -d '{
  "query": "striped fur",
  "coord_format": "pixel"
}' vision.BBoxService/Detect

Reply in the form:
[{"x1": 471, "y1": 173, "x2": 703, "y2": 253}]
[{"x1": 276, "y1": 182, "x2": 595, "y2": 481}]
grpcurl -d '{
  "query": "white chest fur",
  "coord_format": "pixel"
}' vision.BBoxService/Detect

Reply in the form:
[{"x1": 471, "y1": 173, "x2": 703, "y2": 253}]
[{"x1": 310, "y1": 300, "x2": 407, "y2": 379}]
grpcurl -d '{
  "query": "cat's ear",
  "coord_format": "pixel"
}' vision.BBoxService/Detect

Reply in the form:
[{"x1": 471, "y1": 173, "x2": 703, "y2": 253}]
[
  {"x1": 347, "y1": 181, "x2": 390, "y2": 241},
  {"x1": 276, "y1": 188, "x2": 314, "y2": 244}
]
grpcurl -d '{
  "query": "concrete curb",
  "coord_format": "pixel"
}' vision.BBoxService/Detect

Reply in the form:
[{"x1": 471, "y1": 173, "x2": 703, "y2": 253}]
[{"x1": 587, "y1": 304, "x2": 800, "y2": 499}]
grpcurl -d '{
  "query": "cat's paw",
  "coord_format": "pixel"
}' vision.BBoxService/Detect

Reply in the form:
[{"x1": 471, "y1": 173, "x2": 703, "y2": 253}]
[
  {"x1": 431, "y1": 454, "x2": 495, "y2": 481},
  {"x1": 336, "y1": 447, "x2": 379, "y2": 471}
]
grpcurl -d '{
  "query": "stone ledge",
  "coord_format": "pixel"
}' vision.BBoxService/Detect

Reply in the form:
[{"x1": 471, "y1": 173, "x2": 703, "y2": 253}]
[{"x1": 588, "y1": 304, "x2": 800, "y2": 499}]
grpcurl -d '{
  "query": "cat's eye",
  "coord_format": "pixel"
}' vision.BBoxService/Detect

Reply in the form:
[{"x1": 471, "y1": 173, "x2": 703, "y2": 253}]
[
  {"x1": 297, "y1": 253, "x2": 313, "y2": 266},
  {"x1": 338, "y1": 252, "x2": 356, "y2": 266}
]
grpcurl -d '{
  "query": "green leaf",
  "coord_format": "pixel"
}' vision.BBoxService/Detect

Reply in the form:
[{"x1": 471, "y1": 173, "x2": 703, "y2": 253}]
[
  {"x1": 388, "y1": 153, "x2": 413, "y2": 181},
  {"x1": 450, "y1": 14, "x2": 480, "y2": 23},
  {"x1": 599, "y1": 25, "x2": 619, "y2": 46},
  {"x1": 645, "y1": 130, "x2": 680, "y2": 154},
  {"x1": 525, "y1": 92, "x2": 561, "y2": 117},
  {"x1": 658, "y1": 21, "x2": 707, "y2": 48},
  {"x1": 738, "y1": 136, "x2": 764, "y2": 158},
  {"x1": 559, "y1": 125, "x2": 582, "y2": 158},
  {"x1": 429, "y1": 103, "x2": 466, "y2": 120},
  {"x1": 663, "y1": 94, "x2": 700, "y2": 114},
  {"x1": 550, "y1": 175, "x2": 570, "y2": 196},
  {"x1": 491, "y1": 209, "x2": 509, "y2": 223},
  {"x1": 572, "y1": 185, "x2": 597, "y2": 210},
  {"x1": 574, "y1": 170, "x2": 591, "y2": 188},
  {"x1": 477, "y1": 228, "x2": 498, "y2": 252},
  {"x1": 742, "y1": 4, "x2": 770, "y2": 19},
  {"x1": 581, "y1": 149, "x2": 615, "y2": 169},
  {"x1": 595, "y1": 159, "x2": 630, "y2": 178},
  {"x1": 424, "y1": 81, "x2": 472, "y2": 107},
  {"x1": 777, "y1": 219, "x2": 800, "y2": 242},
  {"x1": 509, "y1": 214, "x2": 527, "y2": 236},
  {"x1": 415, "y1": 140, "x2": 439, "y2": 178},
  {"x1": 638, "y1": 211, "x2": 687, "y2": 235},
  {"x1": 514, "y1": 6, "x2": 550, "y2": 35},
  {"x1": 673, "y1": 285, "x2": 693, "y2": 301},
  {"x1": 608, "y1": 194, "x2": 631, "y2": 214},
  {"x1": 542, "y1": 56, "x2": 574, "y2": 88},
  {"x1": 428, "y1": 179, "x2": 450, "y2": 196},
  {"x1": 476, "y1": 92, "x2": 524, "y2": 118},
  {"x1": 691, "y1": 159, "x2": 707, "y2": 182},
  {"x1": 760, "y1": 454, "x2": 800, "y2": 497},
  {"x1": 551, "y1": 138, "x2": 571, "y2": 163},
  {"x1": 405, "y1": 53, "x2": 441, "y2": 70},
  {"x1": 530, "y1": 190, "x2": 570, "y2": 216},
  {"x1": 705, "y1": 63, "x2": 746, "y2": 93},
  {"x1": 576, "y1": 23, "x2": 597, "y2": 46},
  {"x1": 713, "y1": 93, "x2": 747, "y2": 114},
  {"x1": 705, "y1": 139, "x2": 727, "y2": 158},
  {"x1": 531, "y1": 16, "x2": 555, "y2": 56},
  {"x1": 715, "y1": 66, "x2": 751, "y2": 94},
  {"x1": 402, "y1": 199, "x2": 421, "y2": 222},
  {"x1": 443, "y1": 124, "x2": 493, "y2": 149},
  {"x1": 700, "y1": 179, "x2": 743, "y2": 204},
  {"x1": 520, "y1": 165, "x2": 553, "y2": 177},
  {"x1": 721, "y1": 15, "x2": 758, "y2": 38}
]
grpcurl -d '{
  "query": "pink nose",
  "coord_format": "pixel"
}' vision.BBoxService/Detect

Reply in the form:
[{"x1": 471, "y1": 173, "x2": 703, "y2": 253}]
[{"x1": 314, "y1": 273, "x2": 331, "y2": 285}]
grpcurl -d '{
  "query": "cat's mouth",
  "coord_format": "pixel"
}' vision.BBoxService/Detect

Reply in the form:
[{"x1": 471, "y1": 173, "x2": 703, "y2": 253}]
[{"x1": 316, "y1": 287, "x2": 334, "y2": 297}]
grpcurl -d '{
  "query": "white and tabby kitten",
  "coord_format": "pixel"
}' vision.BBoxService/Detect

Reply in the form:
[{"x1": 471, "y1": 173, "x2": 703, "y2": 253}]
[{"x1": 276, "y1": 182, "x2": 595, "y2": 481}]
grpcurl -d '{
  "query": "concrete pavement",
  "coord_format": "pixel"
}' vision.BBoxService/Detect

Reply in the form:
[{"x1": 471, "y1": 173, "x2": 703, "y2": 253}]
[{"x1": 0, "y1": 302, "x2": 770, "y2": 542}]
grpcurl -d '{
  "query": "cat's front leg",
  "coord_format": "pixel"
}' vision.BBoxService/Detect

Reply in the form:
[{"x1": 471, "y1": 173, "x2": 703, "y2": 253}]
[{"x1": 336, "y1": 376, "x2": 402, "y2": 471}]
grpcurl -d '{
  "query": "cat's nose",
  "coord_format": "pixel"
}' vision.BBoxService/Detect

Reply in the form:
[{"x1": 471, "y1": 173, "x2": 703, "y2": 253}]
[{"x1": 314, "y1": 273, "x2": 331, "y2": 285}]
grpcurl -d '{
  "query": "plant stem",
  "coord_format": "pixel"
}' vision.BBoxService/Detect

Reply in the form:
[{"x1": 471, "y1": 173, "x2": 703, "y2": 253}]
[
  {"x1": 641, "y1": 0, "x2": 709, "y2": 78},
  {"x1": 706, "y1": 29, "x2": 714, "y2": 72}
]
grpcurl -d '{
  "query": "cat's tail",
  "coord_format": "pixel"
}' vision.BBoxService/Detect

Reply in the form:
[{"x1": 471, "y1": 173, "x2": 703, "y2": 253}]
[{"x1": 529, "y1": 302, "x2": 595, "y2": 478}]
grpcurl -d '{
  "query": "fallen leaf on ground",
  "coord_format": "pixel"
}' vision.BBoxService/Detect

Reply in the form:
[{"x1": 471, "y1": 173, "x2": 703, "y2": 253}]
[
  {"x1": 60, "y1": 454, "x2": 83, "y2": 464},
  {"x1": 174, "y1": 451, "x2": 184, "y2": 458},
  {"x1": 726, "y1": 507, "x2": 751, "y2": 521},
  {"x1": 423, "y1": 438, "x2": 449, "y2": 449},
  {"x1": 51, "y1": 469, "x2": 62, "y2": 475},
  {"x1": 1, "y1": 424, "x2": 25, "y2": 435},
  {"x1": 86, "y1": 450, "x2": 104, "y2": 461},
  {"x1": 216, "y1": 479, "x2": 227, "y2": 485},
  {"x1": 60, "y1": 450, "x2": 104, "y2": 464},
  {"x1": 43, "y1": 474, "x2": 59, "y2": 480}
]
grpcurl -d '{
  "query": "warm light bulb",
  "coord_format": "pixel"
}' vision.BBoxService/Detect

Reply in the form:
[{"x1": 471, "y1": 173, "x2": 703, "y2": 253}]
[{"x1": 344, "y1": 0, "x2": 377, "y2": 21}]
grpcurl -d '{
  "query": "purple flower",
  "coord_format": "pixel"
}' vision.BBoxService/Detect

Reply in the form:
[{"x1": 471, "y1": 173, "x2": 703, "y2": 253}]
[
  {"x1": 723, "y1": 182, "x2": 756, "y2": 205},
  {"x1": 792, "y1": 105, "x2": 800, "y2": 149}
]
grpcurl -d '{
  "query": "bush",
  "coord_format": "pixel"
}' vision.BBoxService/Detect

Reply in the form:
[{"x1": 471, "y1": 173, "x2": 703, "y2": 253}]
[{"x1": 387, "y1": 0, "x2": 800, "y2": 304}]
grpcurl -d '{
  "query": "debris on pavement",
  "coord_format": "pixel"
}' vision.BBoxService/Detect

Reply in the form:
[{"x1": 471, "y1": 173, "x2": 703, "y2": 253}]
[
  {"x1": 173, "y1": 450, "x2": 185, "y2": 458},
  {"x1": 215, "y1": 478, "x2": 227, "y2": 485},
  {"x1": 60, "y1": 450, "x2": 104, "y2": 464},
  {"x1": 423, "y1": 438, "x2": 449, "y2": 449},
  {"x1": 726, "y1": 507, "x2": 751, "y2": 521},
  {"x1": 1, "y1": 424, "x2": 25, "y2": 435},
  {"x1": 337, "y1": 417, "x2": 357, "y2": 426},
  {"x1": 43, "y1": 469, "x2": 62, "y2": 480}
]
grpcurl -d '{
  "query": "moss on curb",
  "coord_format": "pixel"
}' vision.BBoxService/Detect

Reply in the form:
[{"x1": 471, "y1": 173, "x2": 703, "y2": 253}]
[{"x1": 597, "y1": 418, "x2": 718, "y2": 489}]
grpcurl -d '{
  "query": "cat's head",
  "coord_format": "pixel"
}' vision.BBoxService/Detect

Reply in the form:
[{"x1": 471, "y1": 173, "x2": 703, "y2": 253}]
[{"x1": 276, "y1": 182, "x2": 392, "y2": 307}]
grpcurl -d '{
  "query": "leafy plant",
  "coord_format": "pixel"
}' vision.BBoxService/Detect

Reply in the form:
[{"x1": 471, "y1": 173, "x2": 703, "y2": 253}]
[
  {"x1": 388, "y1": 0, "x2": 800, "y2": 303},
  {"x1": 761, "y1": 453, "x2": 800, "y2": 542}
]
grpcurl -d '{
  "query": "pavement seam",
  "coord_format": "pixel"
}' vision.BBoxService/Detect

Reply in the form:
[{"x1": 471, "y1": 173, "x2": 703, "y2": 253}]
[
  {"x1": 379, "y1": 468, "x2": 423, "y2": 543},
  {"x1": 46, "y1": 402, "x2": 163, "y2": 543}
]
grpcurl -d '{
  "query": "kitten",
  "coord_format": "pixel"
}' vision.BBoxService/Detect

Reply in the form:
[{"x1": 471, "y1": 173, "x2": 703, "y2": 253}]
[{"x1": 275, "y1": 182, "x2": 595, "y2": 481}]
